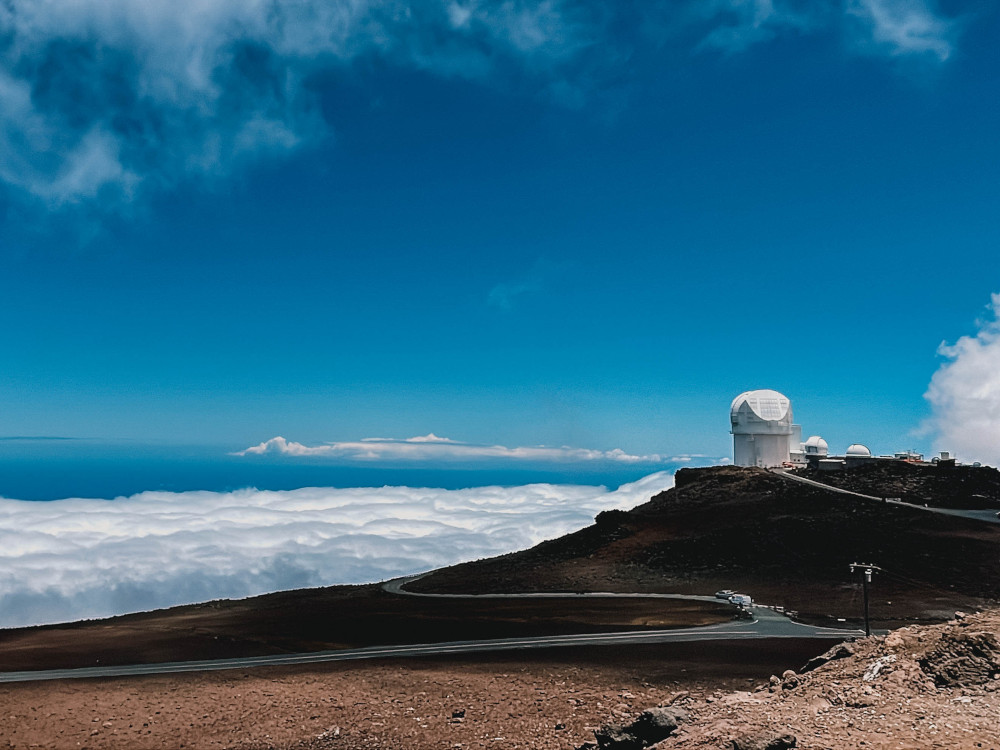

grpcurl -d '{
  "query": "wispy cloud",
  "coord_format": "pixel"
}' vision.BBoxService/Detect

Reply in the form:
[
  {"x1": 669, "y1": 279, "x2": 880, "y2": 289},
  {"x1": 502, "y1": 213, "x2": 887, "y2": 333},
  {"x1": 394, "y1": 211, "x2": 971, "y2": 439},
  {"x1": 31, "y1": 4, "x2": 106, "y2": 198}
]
[
  {"x1": 487, "y1": 257, "x2": 566, "y2": 310},
  {"x1": 847, "y1": 0, "x2": 954, "y2": 60},
  {"x1": 237, "y1": 434, "x2": 670, "y2": 464},
  {"x1": 924, "y1": 293, "x2": 1000, "y2": 465},
  {"x1": 487, "y1": 277, "x2": 545, "y2": 310},
  {"x1": 0, "y1": 472, "x2": 673, "y2": 627},
  {"x1": 693, "y1": 0, "x2": 822, "y2": 53},
  {"x1": 687, "y1": 0, "x2": 954, "y2": 58},
  {"x1": 0, "y1": 0, "x2": 601, "y2": 208}
]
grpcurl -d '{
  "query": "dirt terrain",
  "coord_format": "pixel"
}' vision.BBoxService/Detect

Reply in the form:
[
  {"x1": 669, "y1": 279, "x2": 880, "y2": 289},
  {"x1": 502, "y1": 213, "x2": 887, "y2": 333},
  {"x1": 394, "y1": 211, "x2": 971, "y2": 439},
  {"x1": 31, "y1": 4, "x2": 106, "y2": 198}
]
[
  {"x1": 0, "y1": 639, "x2": 839, "y2": 750},
  {"x1": 4, "y1": 611, "x2": 1000, "y2": 749},
  {"x1": 653, "y1": 607, "x2": 1000, "y2": 749}
]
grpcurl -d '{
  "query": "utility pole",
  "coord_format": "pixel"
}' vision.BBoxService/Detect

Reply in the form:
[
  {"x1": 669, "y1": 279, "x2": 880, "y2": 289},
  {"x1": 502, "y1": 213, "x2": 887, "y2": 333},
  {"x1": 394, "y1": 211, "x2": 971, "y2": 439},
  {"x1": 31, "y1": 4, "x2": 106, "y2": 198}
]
[{"x1": 849, "y1": 562, "x2": 880, "y2": 636}]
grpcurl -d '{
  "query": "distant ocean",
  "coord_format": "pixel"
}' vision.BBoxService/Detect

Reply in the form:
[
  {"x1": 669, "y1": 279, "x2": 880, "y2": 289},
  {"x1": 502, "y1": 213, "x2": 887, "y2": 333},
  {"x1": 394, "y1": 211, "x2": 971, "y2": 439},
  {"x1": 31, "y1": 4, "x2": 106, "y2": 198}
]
[{"x1": 0, "y1": 439, "x2": 679, "y2": 501}]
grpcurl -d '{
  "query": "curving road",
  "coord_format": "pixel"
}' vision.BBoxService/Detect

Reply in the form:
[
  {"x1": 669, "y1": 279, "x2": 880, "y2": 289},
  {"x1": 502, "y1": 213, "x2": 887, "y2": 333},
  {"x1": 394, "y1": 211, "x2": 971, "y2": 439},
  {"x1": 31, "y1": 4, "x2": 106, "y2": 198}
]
[
  {"x1": 382, "y1": 573, "x2": 862, "y2": 643},
  {"x1": 0, "y1": 576, "x2": 863, "y2": 684}
]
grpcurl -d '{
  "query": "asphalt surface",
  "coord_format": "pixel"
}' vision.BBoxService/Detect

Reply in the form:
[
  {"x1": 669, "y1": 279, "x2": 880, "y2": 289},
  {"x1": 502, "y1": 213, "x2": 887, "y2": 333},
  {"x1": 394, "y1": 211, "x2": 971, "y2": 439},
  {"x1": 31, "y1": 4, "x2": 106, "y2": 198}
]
[{"x1": 383, "y1": 574, "x2": 863, "y2": 642}]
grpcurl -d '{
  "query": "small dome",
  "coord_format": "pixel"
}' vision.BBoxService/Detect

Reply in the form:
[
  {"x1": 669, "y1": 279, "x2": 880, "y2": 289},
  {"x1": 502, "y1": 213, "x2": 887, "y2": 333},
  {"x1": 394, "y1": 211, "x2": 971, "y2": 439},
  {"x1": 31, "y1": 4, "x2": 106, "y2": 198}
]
[
  {"x1": 803, "y1": 436, "x2": 828, "y2": 455},
  {"x1": 846, "y1": 444, "x2": 872, "y2": 458}
]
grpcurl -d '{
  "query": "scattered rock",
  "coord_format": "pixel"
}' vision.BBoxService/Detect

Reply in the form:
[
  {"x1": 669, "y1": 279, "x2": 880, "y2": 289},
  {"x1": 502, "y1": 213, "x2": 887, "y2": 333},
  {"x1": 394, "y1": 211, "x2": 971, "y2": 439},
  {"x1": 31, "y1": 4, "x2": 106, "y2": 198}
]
[
  {"x1": 780, "y1": 670, "x2": 800, "y2": 690},
  {"x1": 730, "y1": 731, "x2": 797, "y2": 750}
]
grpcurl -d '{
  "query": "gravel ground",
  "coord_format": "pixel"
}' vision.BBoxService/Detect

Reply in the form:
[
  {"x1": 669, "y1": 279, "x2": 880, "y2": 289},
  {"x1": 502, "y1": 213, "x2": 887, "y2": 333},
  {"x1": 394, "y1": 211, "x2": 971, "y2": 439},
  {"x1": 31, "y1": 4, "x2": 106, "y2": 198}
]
[
  {"x1": 4, "y1": 612, "x2": 1000, "y2": 750},
  {"x1": 662, "y1": 609, "x2": 1000, "y2": 749},
  {"x1": 0, "y1": 640, "x2": 820, "y2": 750}
]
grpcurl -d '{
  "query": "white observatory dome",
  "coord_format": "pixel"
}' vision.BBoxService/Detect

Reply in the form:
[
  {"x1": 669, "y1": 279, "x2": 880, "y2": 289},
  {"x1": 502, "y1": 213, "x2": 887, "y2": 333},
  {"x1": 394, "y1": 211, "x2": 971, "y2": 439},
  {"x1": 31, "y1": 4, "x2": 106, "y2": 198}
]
[
  {"x1": 803, "y1": 436, "x2": 829, "y2": 456},
  {"x1": 846, "y1": 444, "x2": 872, "y2": 458},
  {"x1": 730, "y1": 389, "x2": 796, "y2": 468},
  {"x1": 730, "y1": 389, "x2": 791, "y2": 425}
]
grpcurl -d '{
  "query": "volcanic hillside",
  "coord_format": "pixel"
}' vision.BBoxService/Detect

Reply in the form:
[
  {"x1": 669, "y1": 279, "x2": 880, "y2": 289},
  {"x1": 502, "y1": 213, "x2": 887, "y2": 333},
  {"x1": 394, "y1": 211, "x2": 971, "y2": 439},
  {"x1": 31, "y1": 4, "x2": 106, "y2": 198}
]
[
  {"x1": 412, "y1": 465, "x2": 1000, "y2": 626},
  {"x1": 793, "y1": 459, "x2": 1000, "y2": 508}
]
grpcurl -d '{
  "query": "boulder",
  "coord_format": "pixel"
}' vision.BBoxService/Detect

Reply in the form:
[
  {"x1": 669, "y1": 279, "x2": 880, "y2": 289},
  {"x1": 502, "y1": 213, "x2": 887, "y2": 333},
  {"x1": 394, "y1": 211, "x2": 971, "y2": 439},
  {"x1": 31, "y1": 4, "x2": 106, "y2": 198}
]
[
  {"x1": 801, "y1": 642, "x2": 855, "y2": 673},
  {"x1": 919, "y1": 631, "x2": 1000, "y2": 687},
  {"x1": 593, "y1": 707, "x2": 688, "y2": 749}
]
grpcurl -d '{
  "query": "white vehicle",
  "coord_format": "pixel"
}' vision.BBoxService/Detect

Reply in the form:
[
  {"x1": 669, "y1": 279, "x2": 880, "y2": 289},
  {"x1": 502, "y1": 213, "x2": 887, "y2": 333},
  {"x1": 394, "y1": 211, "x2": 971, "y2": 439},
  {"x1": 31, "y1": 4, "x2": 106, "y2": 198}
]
[
  {"x1": 714, "y1": 589, "x2": 735, "y2": 599},
  {"x1": 729, "y1": 594, "x2": 753, "y2": 608}
]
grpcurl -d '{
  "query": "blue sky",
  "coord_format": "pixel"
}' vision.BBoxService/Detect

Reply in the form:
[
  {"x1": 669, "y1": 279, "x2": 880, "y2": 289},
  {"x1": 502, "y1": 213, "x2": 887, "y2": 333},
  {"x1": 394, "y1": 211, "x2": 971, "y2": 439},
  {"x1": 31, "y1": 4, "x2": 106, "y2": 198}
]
[{"x1": 2, "y1": 0, "x2": 999, "y2": 464}]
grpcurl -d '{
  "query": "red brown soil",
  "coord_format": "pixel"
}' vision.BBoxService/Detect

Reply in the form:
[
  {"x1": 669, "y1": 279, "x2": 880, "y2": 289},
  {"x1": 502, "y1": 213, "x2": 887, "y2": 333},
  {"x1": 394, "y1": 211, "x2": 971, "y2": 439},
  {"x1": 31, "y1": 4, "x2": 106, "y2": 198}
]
[
  {"x1": 0, "y1": 639, "x2": 837, "y2": 750},
  {"x1": 663, "y1": 608, "x2": 1000, "y2": 749}
]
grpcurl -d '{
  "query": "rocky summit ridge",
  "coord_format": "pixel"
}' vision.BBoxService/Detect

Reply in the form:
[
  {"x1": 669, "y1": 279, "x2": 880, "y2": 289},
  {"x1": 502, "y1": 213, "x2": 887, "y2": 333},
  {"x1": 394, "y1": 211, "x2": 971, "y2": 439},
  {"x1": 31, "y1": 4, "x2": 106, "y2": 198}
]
[{"x1": 571, "y1": 607, "x2": 1000, "y2": 750}]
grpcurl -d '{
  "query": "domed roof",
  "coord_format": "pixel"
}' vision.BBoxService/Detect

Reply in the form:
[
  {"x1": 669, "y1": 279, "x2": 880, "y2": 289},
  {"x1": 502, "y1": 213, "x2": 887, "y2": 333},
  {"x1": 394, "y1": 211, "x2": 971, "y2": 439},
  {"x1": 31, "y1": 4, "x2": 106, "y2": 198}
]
[
  {"x1": 730, "y1": 389, "x2": 791, "y2": 422},
  {"x1": 805, "y1": 435, "x2": 830, "y2": 453},
  {"x1": 846, "y1": 444, "x2": 872, "y2": 457}
]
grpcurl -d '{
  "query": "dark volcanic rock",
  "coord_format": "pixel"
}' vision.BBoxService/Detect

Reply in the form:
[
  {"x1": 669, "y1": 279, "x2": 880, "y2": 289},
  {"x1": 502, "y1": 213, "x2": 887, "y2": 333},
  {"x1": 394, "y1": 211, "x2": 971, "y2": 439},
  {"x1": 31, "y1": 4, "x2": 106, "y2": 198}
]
[
  {"x1": 919, "y1": 630, "x2": 1000, "y2": 687},
  {"x1": 801, "y1": 642, "x2": 855, "y2": 673},
  {"x1": 730, "y1": 731, "x2": 797, "y2": 750},
  {"x1": 793, "y1": 461, "x2": 1000, "y2": 510},
  {"x1": 593, "y1": 706, "x2": 688, "y2": 749}
]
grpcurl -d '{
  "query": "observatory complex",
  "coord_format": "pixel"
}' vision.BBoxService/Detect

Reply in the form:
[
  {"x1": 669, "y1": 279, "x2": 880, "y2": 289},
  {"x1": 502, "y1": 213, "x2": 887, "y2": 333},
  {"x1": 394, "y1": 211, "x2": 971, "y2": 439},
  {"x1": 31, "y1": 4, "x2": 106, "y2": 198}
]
[{"x1": 730, "y1": 388, "x2": 953, "y2": 470}]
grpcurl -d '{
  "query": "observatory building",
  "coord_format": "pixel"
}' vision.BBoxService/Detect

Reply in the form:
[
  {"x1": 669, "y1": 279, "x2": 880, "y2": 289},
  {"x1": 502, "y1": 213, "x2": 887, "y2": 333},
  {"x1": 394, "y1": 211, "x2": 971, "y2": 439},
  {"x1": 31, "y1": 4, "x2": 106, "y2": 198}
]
[
  {"x1": 730, "y1": 389, "x2": 802, "y2": 468},
  {"x1": 730, "y1": 389, "x2": 958, "y2": 469}
]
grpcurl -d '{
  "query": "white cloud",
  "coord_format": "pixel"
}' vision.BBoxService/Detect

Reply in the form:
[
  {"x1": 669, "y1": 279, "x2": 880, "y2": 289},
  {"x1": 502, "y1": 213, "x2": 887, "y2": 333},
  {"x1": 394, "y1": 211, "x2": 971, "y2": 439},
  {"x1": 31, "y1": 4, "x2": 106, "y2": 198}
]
[
  {"x1": 0, "y1": 0, "x2": 960, "y2": 209},
  {"x1": 0, "y1": 472, "x2": 673, "y2": 627},
  {"x1": 847, "y1": 0, "x2": 953, "y2": 60},
  {"x1": 925, "y1": 293, "x2": 1000, "y2": 465},
  {"x1": 236, "y1": 434, "x2": 668, "y2": 464},
  {"x1": 0, "y1": 0, "x2": 600, "y2": 207}
]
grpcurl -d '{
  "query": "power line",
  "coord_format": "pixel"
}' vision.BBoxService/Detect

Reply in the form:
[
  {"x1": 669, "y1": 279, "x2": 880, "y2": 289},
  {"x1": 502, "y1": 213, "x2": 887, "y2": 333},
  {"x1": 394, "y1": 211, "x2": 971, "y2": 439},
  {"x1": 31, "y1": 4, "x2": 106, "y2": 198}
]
[{"x1": 848, "y1": 562, "x2": 881, "y2": 636}]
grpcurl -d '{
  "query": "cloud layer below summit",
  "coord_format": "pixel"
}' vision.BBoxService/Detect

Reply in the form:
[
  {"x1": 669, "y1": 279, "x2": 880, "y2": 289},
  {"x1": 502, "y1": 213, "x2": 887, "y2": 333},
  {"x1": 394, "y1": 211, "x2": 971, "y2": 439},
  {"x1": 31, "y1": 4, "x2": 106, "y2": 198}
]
[{"x1": 0, "y1": 472, "x2": 673, "y2": 627}]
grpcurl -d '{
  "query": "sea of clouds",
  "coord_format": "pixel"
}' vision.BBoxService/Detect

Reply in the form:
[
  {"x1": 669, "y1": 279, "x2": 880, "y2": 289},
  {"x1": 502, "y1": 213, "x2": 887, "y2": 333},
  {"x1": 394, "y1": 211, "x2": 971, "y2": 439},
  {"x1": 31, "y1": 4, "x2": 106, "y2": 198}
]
[{"x1": 0, "y1": 471, "x2": 673, "y2": 628}]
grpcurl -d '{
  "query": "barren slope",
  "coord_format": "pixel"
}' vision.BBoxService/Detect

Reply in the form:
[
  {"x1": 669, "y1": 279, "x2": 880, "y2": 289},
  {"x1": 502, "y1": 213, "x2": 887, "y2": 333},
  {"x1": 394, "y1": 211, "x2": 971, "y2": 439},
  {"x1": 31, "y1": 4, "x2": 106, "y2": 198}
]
[{"x1": 413, "y1": 466, "x2": 1000, "y2": 625}]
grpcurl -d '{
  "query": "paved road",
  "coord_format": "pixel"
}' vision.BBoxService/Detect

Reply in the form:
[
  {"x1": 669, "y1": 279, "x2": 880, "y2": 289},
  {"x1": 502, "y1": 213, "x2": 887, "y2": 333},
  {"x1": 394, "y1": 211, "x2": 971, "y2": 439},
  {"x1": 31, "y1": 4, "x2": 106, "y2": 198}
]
[
  {"x1": 772, "y1": 469, "x2": 1000, "y2": 524},
  {"x1": 0, "y1": 603, "x2": 860, "y2": 684},
  {"x1": 383, "y1": 574, "x2": 862, "y2": 642},
  {"x1": 0, "y1": 576, "x2": 863, "y2": 684}
]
